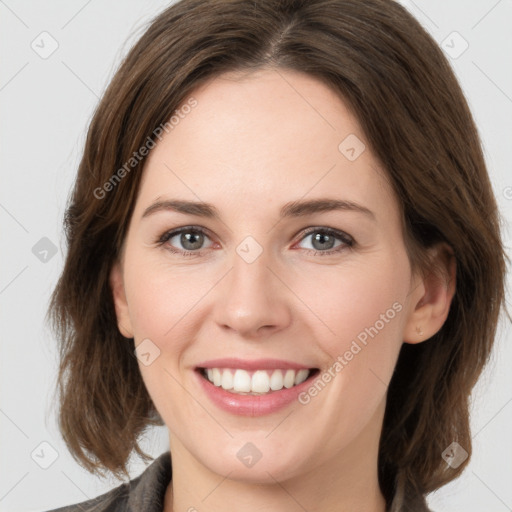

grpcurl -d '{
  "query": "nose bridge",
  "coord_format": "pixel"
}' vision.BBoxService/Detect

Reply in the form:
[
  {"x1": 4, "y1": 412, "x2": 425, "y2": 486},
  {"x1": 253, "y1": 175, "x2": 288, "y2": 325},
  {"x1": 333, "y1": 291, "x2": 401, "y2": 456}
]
[
  {"x1": 213, "y1": 240, "x2": 291, "y2": 337},
  {"x1": 231, "y1": 243, "x2": 272, "y2": 296}
]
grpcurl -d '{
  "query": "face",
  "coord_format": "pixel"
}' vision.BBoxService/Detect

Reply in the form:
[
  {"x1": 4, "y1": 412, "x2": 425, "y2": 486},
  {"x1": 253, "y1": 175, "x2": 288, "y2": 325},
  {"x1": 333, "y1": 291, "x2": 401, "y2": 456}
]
[{"x1": 110, "y1": 68, "x2": 430, "y2": 484}]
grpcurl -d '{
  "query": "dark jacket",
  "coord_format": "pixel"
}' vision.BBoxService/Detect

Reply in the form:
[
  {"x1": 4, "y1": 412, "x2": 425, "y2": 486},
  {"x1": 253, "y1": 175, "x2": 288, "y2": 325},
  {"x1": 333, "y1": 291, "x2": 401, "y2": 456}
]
[
  {"x1": 45, "y1": 452, "x2": 172, "y2": 512},
  {"x1": 45, "y1": 451, "x2": 433, "y2": 511}
]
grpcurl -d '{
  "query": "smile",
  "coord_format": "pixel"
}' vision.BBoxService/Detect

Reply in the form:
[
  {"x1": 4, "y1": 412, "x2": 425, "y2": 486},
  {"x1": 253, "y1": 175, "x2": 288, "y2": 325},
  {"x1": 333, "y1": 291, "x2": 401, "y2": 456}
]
[
  {"x1": 193, "y1": 358, "x2": 320, "y2": 416},
  {"x1": 199, "y1": 367, "x2": 311, "y2": 395}
]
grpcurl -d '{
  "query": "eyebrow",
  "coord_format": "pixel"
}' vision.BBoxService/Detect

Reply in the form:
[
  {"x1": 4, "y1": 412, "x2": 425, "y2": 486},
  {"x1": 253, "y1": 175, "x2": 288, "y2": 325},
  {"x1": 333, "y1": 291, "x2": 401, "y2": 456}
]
[{"x1": 141, "y1": 198, "x2": 376, "y2": 221}]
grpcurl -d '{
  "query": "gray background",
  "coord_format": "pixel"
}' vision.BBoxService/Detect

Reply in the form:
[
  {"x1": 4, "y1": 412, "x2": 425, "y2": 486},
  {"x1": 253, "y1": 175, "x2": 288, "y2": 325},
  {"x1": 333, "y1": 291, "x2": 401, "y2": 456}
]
[{"x1": 1, "y1": 1, "x2": 511, "y2": 511}]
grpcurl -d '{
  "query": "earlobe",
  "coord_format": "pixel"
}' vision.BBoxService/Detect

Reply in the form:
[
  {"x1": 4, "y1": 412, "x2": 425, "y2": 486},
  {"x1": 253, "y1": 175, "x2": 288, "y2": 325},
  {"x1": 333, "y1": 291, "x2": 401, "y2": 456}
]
[
  {"x1": 403, "y1": 244, "x2": 456, "y2": 344},
  {"x1": 109, "y1": 262, "x2": 135, "y2": 339}
]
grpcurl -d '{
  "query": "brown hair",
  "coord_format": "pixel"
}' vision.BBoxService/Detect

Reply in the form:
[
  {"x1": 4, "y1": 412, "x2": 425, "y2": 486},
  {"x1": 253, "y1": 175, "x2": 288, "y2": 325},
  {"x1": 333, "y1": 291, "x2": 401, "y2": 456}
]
[{"x1": 48, "y1": 0, "x2": 508, "y2": 509}]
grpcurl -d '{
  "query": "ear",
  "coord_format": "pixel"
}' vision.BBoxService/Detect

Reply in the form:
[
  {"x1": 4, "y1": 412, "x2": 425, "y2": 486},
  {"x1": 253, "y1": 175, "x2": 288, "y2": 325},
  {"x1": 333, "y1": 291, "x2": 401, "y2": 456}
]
[
  {"x1": 403, "y1": 243, "x2": 456, "y2": 344},
  {"x1": 109, "y1": 261, "x2": 134, "y2": 339}
]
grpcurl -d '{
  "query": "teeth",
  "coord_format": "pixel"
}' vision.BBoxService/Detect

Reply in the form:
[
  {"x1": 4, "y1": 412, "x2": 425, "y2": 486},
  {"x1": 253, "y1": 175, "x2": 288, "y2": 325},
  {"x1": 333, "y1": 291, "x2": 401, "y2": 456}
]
[
  {"x1": 252, "y1": 370, "x2": 270, "y2": 393},
  {"x1": 233, "y1": 369, "x2": 251, "y2": 392},
  {"x1": 270, "y1": 369, "x2": 284, "y2": 390},
  {"x1": 221, "y1": 369, "x2": 233, "y2": 390},
  {"x1": 203, "y1": 368, "x2": 311, "y2": 394},
  {"x1": 283, "y1": 369, "x2": 295, "y2": 388},
  {"x1": 295, "y1": 369, "x2": 309, "y2": 385},
  {"x1": 212, "y1": 368, "x2": 222, "y2": 386}
]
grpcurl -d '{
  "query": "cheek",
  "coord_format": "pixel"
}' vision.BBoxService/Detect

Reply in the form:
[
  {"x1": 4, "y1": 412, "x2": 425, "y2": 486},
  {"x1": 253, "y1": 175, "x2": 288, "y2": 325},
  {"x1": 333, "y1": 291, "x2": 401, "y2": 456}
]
[
  {"x1": 287, "y1": 254, "x2": 409, "y2": 447},
  {"x1": 123, "y1": 257, "x2": 205, "y2": 418},
  {"x1": 124, "y1": 254, "x2": 209, "y2": 342},
  {"x1": 296, "y1": 251, "x2": 409, "y2": 377}
]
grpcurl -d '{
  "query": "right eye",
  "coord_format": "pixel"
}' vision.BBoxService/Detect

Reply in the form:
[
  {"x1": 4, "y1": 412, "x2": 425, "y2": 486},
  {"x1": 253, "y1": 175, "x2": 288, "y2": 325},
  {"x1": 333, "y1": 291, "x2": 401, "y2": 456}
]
[{"x1": 157, "y1": 226, "x2": 215, "y2": 256}]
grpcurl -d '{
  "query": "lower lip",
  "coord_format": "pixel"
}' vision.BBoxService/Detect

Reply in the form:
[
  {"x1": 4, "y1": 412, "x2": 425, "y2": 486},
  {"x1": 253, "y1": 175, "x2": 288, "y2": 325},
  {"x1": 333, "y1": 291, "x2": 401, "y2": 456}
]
[{"x1": 194, "y1": 369, "x2": 317, "y2": 416}]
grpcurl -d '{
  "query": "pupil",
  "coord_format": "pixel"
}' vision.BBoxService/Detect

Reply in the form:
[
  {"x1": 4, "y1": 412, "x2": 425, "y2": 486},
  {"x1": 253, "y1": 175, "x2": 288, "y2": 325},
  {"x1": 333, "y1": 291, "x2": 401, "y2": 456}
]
[
  {"x1": 182, "y1": 232, "x2": 203, "y2": 250},
  {"x1": 313, "y1": 232, "x2": 334, "y2": 250}
]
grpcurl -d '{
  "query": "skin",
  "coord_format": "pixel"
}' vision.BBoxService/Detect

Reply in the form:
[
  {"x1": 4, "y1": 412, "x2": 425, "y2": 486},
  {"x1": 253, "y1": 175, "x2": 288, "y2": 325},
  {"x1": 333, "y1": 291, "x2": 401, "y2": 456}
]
[{"x1": 110, "y1": 68, "x2": 455, "y2": 512}]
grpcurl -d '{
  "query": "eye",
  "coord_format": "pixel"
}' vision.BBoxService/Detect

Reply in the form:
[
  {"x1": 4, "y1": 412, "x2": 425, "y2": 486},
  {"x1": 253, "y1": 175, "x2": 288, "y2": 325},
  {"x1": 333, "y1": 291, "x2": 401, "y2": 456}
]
[
  {"x1": 157, "y1": 226, "x2": 213, "y2": 256},
  {"x1": 157, "y1": 226, "x2": 354, "y2": 257},
  {"x1": 295, "y1": 227, "x2": 354, "y2": 255}
]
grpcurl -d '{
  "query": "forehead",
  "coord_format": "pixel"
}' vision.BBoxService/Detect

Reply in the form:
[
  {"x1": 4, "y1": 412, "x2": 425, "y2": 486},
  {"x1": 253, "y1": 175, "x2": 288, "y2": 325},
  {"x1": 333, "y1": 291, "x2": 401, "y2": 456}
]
[{"x1": 137, "y1": 68, "x2": 396, "y2": 219}]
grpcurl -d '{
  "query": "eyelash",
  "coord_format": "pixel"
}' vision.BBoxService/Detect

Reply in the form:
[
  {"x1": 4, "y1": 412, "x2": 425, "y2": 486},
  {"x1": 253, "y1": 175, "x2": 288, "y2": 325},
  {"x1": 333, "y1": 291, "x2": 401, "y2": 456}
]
[{"x1": 156, "y1": 225, "x2": 355, "y2": 257}]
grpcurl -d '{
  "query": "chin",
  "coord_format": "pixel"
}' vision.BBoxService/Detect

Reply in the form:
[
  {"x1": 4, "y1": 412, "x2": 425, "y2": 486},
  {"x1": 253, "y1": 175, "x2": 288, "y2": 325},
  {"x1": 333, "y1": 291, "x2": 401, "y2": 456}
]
[{"x1": 194, "y1": 440, "x2": 311, "y2": 484}]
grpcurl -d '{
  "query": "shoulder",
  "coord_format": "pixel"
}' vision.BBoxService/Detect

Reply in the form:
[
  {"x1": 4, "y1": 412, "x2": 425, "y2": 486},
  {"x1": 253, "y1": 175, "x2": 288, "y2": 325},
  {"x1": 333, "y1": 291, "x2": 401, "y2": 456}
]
[
  {"x1": 43, "y1": 451, "x2": 172, "y2": 512},
  {"x1": 42, "y1": 483, "x2": 127, "y2": 512}
]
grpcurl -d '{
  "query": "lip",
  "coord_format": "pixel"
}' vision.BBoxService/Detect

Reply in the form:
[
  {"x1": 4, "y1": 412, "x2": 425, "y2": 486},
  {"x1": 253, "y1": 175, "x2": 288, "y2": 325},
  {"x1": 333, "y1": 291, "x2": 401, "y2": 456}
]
[
  {"x1": 194, "y1": 360, "x2": 319, "y2": 417},
  {"x1": 195, "y1": 357, "x2": 312, "y2": 371}
]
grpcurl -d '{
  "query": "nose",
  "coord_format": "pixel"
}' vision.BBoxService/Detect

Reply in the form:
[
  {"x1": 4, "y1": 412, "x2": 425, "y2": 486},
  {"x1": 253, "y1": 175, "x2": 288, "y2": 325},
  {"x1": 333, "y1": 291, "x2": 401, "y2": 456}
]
[{"x1": 212, "y1": 248, "x2": 293, "y2": 339}]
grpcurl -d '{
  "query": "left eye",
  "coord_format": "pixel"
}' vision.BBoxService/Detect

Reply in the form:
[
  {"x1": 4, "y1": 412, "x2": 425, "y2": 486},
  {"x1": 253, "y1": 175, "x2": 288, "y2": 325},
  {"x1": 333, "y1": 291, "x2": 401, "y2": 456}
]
[{"x1": 295, "y1": 228, "x2": 353, "y2": 253}]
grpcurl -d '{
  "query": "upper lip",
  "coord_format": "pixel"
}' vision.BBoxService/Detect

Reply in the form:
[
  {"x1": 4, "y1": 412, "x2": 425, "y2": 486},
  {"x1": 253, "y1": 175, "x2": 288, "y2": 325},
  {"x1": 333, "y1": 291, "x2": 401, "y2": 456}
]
[{"x1": 195, "y1": 358, "x2": 316, "y2": 371}]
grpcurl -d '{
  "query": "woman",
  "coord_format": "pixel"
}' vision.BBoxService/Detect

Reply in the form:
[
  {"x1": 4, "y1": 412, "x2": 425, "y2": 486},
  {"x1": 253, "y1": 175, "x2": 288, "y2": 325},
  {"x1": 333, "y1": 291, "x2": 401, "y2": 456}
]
[{"x1": 47, "y1": 0, "x2": 507, "y2": 511}]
